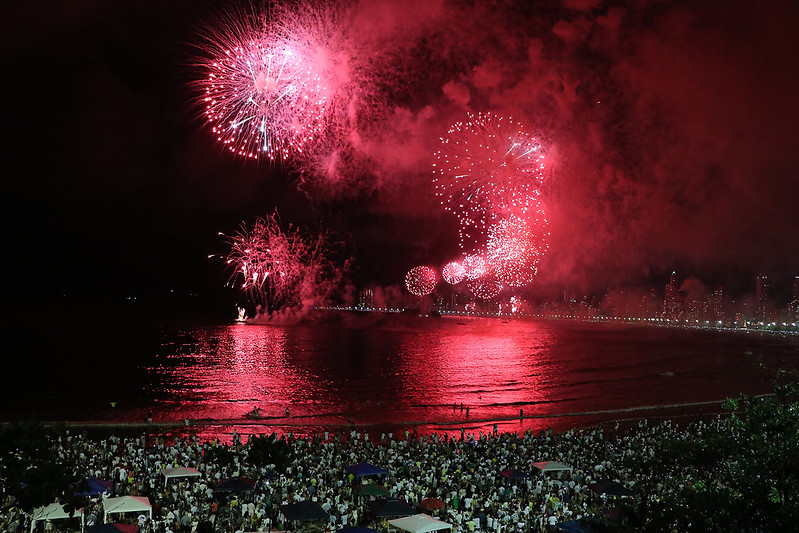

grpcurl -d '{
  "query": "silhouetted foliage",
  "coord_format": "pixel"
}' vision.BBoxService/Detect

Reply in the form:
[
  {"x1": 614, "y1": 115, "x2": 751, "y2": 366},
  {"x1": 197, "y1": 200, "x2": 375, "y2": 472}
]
[
  {"x1": 203, "y1": 444, "x2": 236, "y2": 469},
  {"x1": 247, "y1": 433, "x2": 293, "y2": 471},
  {"x1": 0, "y1": 422, "x2": 81, "y2": 513},
  {"x1": 609, "y1": 375, "x2": 799, "y2": 532}
]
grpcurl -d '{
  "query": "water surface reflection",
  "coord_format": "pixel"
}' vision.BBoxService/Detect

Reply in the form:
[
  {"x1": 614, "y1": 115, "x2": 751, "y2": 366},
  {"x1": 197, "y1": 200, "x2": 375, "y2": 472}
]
[{"x1": 137, "y1": 317, "x2": 799, "y2": 439}]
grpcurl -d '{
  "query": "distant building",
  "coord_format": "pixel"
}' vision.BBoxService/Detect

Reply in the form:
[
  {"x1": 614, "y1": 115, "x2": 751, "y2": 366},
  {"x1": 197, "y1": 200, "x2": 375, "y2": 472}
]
[
  {"x1": 663, "y1": 271, "x2": 682, "y2": 320},
  {"x1": 790, "y1": 276, "x2": 799, "y2": 318},
  {"x1": 358, "y1": 288, "x2": 374, "y2": 309},
  {"x1": 710, "y1": 286, "x2": 725, "y2": 323},
  {"x1": 756, "y1": 274, "x2": 771, "y2": 321}
]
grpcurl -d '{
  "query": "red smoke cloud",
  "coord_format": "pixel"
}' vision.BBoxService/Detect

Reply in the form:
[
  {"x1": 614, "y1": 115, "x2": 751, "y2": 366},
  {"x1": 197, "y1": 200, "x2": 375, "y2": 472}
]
[{"x1": 289, "y1": 0, "x2": 799, "y2": 293}]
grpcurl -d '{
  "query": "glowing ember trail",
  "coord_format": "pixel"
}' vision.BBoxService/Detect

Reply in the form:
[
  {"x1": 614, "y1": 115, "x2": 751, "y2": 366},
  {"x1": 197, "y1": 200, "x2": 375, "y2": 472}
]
[
  {"x1": 405, "y1": 266, "x2": 438, "y2": 296},
  {"x1": 195, "y1": 8, "x2": 332, "y2": 160},
  {"x1": 433, "y1": 111, "x2": 546, "y2": 248}
]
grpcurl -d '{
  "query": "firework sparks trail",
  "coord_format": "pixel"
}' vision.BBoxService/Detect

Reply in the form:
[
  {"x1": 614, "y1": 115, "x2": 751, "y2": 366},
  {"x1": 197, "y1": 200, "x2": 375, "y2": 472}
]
[
  {"x1": 433, "y1": 111, "x2": 546, "y2": 249},
  {"x1": 405, "y1": 265, "x2": 438, "y2": 296},
  {"x1": 196, "y1": 7, "x2": 335, "y2": 160}
]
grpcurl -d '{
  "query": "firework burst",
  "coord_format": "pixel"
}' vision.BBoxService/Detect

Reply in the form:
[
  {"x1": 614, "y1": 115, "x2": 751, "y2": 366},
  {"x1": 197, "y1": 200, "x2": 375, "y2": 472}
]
[
  {"x1": 195, "y1": 7, "x2": 335, "y2": 160},
  {"x1": 461, "y1": 253, "x2": 489, "y2": 281},
  {"x1": 433, "y1": 111, "x2": 546, "y2": 248},
  {"x1": 442, "y1": 261, "x2": 466, "y2": 285},
  {"x1": 486, "y1": 211, "x2": 548, "y2": 287},
  {"x1": 405, "y1": 265, "x2": 438, "y2": 296},
  {"x1": 467, "y1": 274, "x2": 503, "y2": 300},
  {"x1": 221, "y1": 212, "x2": 347, "y2": 311}
]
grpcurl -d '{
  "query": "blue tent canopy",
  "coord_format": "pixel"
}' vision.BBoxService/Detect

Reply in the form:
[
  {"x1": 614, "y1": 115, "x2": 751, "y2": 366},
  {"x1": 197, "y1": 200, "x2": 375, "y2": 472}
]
[
  {"x1": 556, "y1": 518, "x2": 597, "y2": 533},
  {"x1": 344, "y1": 462, "x2": 388, "y2": 477},
  {"x1": 280, "y1": 501, "x2": 329, "y2": 522},
  {"x1": 214, "y1": 477, "x2": 255, "y2": 492},
  {"x1": 499, "y1": 469, "x2": 530, "y2": 479},
  {"x1": 369, "y1": 499, "x2": 414, "y2": 518},
  {"x1": 75, "y1": 477, "x2": 113, "y2": 497}
]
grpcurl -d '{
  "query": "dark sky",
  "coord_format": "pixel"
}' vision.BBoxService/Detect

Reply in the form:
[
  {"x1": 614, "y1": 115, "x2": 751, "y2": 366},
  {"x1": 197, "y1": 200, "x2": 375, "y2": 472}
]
[{"x1": 3, "y1": 0, "x2": 799, "y2": 315}]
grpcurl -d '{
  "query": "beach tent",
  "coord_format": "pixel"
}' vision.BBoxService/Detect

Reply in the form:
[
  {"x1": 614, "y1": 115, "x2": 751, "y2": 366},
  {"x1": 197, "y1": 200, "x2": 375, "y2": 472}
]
[
  {"x1": 30, "y1": 503, "x2": 84, "y2": 533},
  {"x1": 532, "y1": 461, "x2": 573, "y2": 474},
  {"x1": 75, "y1": 477, "x2": 113, "y2": 497},
  {"x1": 355, "y1": 483, "x2": 390, "y2": 497},
  {"x1": 102, "y1": 496, "x2": 151, "y2": 523},
  {"x1": 556, "y1": 517, "x2": 600, "y2": 532},
  {"x1": 388, "y1": 514, "x2": 452, "y2": 533},
  {"x1": 214, "y1": 477, "x2": 256, "y2": 492},
  {"x1": 370, "y1": 499, "x2": 415, "y2": 518},
  {"x1": 280, "y1": 501, "x2": 329, "y2": 522},
  {"x1": 161, "y1": 467, "x2": 201, "y2": 486},
  {"x1": 499, "y1": 469, "x2": 530, "y2": 479},
  {"x1": 344, "y1": 462, "x2": 388, "y2": 477},
  {"x1": 418, "y1": 498, "x2": 445, "y2": 511}
]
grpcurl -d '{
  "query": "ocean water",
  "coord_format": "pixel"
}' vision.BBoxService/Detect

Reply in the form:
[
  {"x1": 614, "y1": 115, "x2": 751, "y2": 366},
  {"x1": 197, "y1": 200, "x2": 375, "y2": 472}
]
[{"x1": 5, "y1": 312, "x2": 799, "y2": 441}]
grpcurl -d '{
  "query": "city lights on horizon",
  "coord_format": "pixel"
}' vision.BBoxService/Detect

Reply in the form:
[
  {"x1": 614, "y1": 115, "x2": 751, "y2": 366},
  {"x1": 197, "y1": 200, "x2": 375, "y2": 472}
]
[{"x1": 348, "y1": 270, "x2": 799, "y2": 334}]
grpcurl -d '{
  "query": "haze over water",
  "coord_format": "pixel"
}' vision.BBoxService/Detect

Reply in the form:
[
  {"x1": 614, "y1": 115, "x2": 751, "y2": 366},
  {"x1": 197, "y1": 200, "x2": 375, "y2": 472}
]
[{"x1": 7, "y1": 313, "x2": 797, "y2": 442}]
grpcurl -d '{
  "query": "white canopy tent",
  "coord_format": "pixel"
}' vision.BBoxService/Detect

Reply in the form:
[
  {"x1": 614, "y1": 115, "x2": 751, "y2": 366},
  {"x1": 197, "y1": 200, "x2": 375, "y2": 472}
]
[
  {"x1": 30, "y1": 503, "x2": 84, "y2": 533},
  {"x1": 103, "y1": 496, "x2": 152, "y2": 523},
  {"x1": 388, "y1": 514, "x2": 452, "y2": 533},
  {"x1": 532, "y1": 461, "x2": 573, "y2": 474},
  {"x1": 161, "y1": 467, "x2": 202, "y2": 486}
]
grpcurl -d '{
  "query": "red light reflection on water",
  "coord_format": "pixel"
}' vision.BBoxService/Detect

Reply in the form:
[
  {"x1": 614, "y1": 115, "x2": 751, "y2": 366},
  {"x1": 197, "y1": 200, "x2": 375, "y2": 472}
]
[
  {"x1": 59, "y1": 316, "x2": 799, "y2": 445},
  {"x1": 150, "y1": 324, "x2": 336, "y2": 423},
  {"x1": 146, "y1": 319, "x2": 563, "y2": 442},
  {"x1": 391, "y1": 319, "x2": 556, "y2": 432}
]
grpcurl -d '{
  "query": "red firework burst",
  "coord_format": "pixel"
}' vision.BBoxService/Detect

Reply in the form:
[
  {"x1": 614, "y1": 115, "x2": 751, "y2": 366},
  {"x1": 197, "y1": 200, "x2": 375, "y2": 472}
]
[
  {"x1": 221, "y1": 213, "x2": 347, "y2": 310},
  {"x1": 461, "y1": 254, "x2": 489, "y2": 281},
  {"x1": 442, "y1": 261, "x2": 466, "y2": 285},
  {"x1": 468, "y1": 275, "x2": 503, "y2": 300},
  {"x1": 405, "y1": 266, "x2": 438, "y2": 296},
  {"x1": 195, "y1": 8, "x2": 332, "y2": 160},
  {"x1": 433, "y1": 111, "x2": 546, "y2": 249}
]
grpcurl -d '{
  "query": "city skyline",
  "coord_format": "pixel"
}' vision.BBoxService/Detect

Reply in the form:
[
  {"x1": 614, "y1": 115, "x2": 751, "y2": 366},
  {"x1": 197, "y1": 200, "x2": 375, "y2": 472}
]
[{"x1": 343, "y1": 269, "x2": 799, "y2": 333}]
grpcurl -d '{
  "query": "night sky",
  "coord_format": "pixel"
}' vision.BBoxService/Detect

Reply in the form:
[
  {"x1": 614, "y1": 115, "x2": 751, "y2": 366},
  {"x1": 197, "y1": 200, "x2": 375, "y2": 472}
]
[{"x1": 3, "y1": 0, "x2": 799, "y2": 319}]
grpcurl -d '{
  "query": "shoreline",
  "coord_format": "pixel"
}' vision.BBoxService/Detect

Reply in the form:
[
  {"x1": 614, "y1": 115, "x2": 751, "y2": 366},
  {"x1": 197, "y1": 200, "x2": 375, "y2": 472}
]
[
  {"x1": 309, "y1": 307, "x2": 799, "y2": 337},
  {"x1": 4, "y1": 397, "x2": 736, "y2": 440}
]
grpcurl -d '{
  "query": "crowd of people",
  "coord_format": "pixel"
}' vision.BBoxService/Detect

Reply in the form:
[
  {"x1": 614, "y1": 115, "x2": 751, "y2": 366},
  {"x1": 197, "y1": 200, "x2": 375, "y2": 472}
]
[{"x1": 1, "y1": 417, "x2": 723, "y2": 533}]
